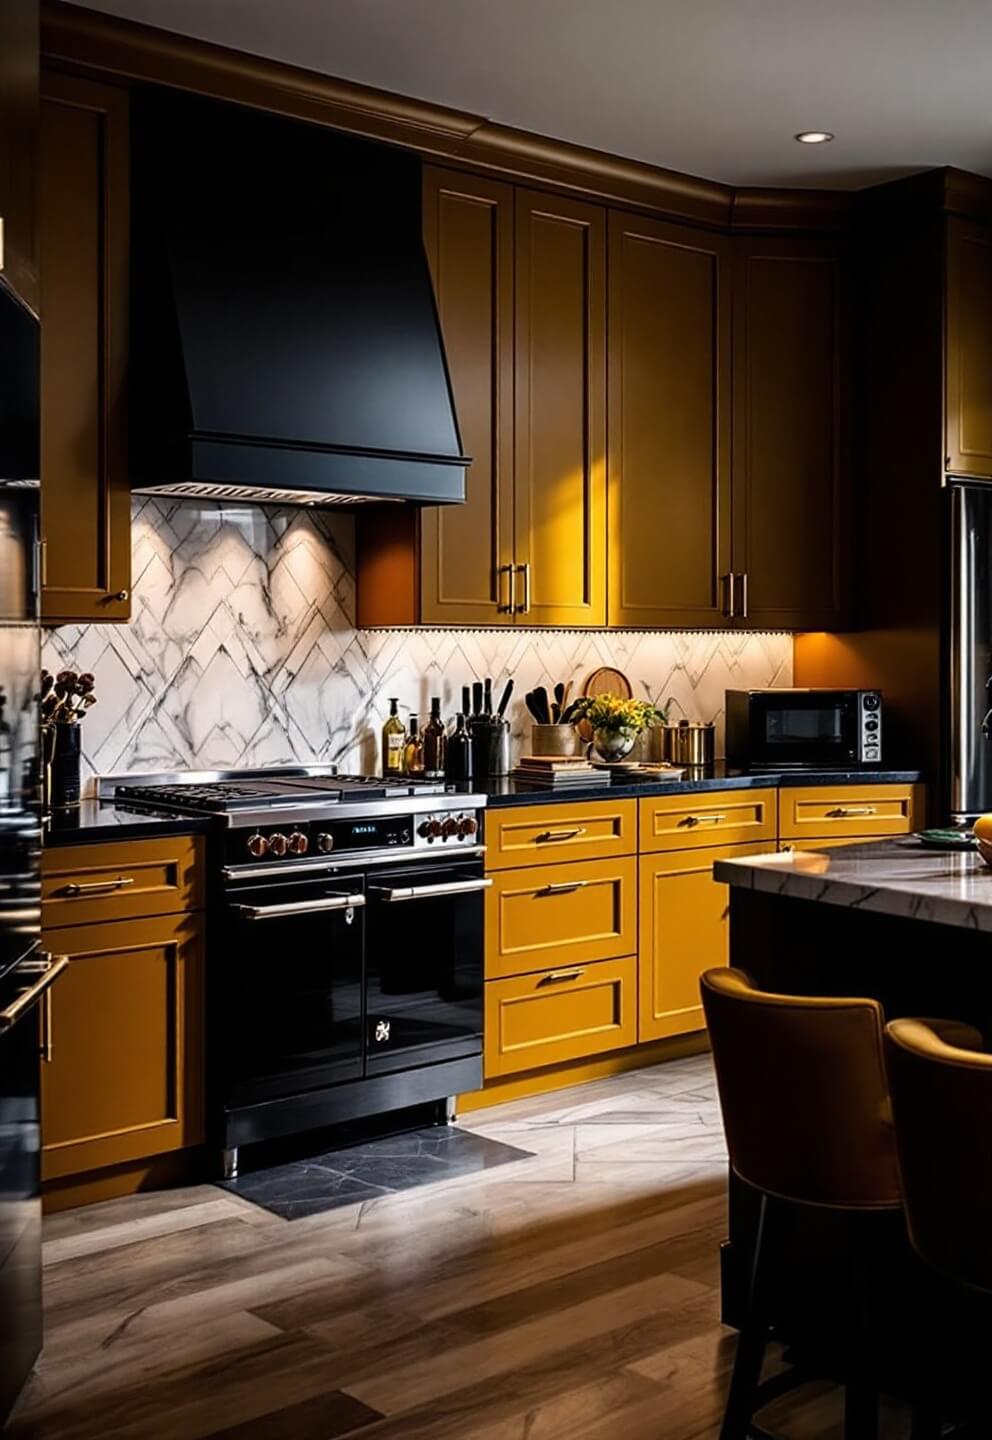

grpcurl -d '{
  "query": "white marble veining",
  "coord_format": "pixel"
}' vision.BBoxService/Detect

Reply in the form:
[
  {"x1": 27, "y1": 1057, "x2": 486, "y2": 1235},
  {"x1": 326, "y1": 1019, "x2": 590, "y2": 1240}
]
[
  {"x1": 715, "y1": 839, "x2": 992, "y2": 932},
  {"x1": 43, "y1": 498, "x2": 794, "y2": 795}
]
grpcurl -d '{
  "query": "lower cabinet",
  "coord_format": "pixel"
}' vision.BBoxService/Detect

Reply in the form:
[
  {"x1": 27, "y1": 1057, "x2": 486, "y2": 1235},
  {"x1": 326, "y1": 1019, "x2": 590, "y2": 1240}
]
[
  {"x1": 485, "y1": 956, "x2": 637, "y2": 1078},
  {"x1": 637, "y1": 842, "x2": 769, "y2": 1043},
  {"x1": 41, "y1": 911, "x2": 204, "y2": 1183},
  {"x1": 485, "y1": 856, "x2": 637, "y2": 980}
]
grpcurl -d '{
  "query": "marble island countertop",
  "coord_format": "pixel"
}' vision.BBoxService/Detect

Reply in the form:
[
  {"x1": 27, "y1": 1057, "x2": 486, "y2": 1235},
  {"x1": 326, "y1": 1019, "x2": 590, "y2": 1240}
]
[{"x1": 715, "y1": 838, "x2": 992, "y2": 933}]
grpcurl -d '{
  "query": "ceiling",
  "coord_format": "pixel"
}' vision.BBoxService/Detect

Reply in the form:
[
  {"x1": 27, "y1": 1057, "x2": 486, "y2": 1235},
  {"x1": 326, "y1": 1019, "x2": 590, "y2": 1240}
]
[{"x1": 69, "y1": 0, "x2": 992, "y2": 190}]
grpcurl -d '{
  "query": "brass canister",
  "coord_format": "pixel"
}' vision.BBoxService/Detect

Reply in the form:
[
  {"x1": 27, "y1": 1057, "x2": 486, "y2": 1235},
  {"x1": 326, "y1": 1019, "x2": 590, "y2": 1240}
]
[{"x1": 653, "y1": 720, "x2": 716, "y2": 768}]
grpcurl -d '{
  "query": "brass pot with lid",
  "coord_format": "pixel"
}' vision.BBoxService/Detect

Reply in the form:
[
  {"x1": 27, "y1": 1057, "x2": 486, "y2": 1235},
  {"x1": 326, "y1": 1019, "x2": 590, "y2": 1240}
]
[{"x1": 652, "y1": 719, "x2": 716, "y2": 768}]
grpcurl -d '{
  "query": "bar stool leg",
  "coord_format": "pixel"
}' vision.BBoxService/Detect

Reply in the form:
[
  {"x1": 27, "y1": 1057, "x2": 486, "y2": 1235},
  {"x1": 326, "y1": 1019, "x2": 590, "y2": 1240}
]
[
  {"x1": 844, "y1": 1217, "x2": 879, "y2": 1440},
  {"x1": 720, "y1": 1193, "x2": 778, "y2": 1440}
]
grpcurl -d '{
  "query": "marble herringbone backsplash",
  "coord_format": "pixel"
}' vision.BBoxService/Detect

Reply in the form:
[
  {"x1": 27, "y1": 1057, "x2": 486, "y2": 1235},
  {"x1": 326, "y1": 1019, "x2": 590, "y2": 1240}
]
[{"x1": 42, "y1": 499, "x2": 794, "y2": 794}]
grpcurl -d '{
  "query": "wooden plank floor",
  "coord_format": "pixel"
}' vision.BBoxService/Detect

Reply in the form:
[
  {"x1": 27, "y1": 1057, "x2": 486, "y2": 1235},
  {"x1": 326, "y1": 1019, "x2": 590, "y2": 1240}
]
[{"x1": 10, "y1": 1055, "x2": 916, "y2": 1439}]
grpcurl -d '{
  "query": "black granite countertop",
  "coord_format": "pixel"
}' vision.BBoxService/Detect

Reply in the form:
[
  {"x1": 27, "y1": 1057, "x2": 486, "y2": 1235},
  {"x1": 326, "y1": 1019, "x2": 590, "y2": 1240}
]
[
  {"x1": 43, "y1": 801, "x2": 213, "y2": 846},
  {"x1": 714, "y1": 837, "x2": 992, "y2": 933},
  {"x1": 472, "y1": 766, "x2": 924, "y2": 808}
]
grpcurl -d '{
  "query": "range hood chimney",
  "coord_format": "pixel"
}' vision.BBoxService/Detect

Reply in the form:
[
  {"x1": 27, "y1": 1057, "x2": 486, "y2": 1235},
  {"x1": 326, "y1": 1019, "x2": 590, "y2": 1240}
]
[{"x1": 130, "y1": 91, "x2": 468, "y2": 507}]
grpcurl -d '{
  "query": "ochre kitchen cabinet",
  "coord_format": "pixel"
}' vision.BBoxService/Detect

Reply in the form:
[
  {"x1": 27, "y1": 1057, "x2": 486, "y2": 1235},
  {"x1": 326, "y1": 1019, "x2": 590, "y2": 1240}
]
[
  {"x1": 778, "y1": 783, "x2": 921, "y2": 844},
  {"x1": 41, "y1": 912, "x2": 204, "y2": 1183},
  {"x1": 0, "y1": 0, "x2": 39, "y2": 314},
  {"x1": 638, "y1": 841, "x2": 769, "y2": 1043},
  {"x1": 485, "y1": 797, "x2": 636, "y2": 871},
  {"x1": 39, "y1": 70, "x2": 131, "y2": 624},
  {"x1": 485, "y1": 956, "x2": 636, "y2": 1079},
  {"x1": 639, "y1": 787, "x2": 777, "y2": 853},
  {"x1": 358, "y1": 174, "x2": 606, "y2": 626},
  {"x1": 731, "y1": 235, "x2": 850, "y2": 628},
  {"x1": 512, "y1": 190, "x2": 606, "y2": 625},
  {"x1": 607, "y1": 210, "x2": 733, "y2": 628},
  {"x1": 946, "y1": 216, "x2": 992, "y2": 479},
  {"x1": 485, "y1": 855, "x2": 637, "y2": 981},
  {"x1": 40, "y1": 835, "x2": 206, "y2": 1206}
]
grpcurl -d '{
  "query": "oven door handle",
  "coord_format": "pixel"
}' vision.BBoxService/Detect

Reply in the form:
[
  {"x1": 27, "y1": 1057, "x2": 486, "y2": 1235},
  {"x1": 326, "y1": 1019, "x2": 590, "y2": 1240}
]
[
  {"x1": 231, "y1": 893, "x2": 366, "y2": 921},
  {"x1": 369, "y1": 878, "x2": 493, "y2": 903}
]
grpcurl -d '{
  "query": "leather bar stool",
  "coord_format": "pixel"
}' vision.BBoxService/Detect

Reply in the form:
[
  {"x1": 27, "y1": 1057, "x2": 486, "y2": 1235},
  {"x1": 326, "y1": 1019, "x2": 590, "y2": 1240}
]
[
  {"x1": 885, "y1": 1017, "x2": 992, "y2": 1436},
  {"x1": 701, "y1": 967, "x2": 904, "y2": 1440}
]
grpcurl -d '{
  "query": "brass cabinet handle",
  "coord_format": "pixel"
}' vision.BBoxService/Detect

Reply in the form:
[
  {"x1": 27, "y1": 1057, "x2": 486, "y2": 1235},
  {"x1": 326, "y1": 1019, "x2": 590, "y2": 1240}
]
[
  {"x1": 540, "y1": 968, "x2": 586, "y2": 985},
  {"x1": 535, "y1": 827, "x2": 586, "y2": 843},
  {"x1": 496, "y1": 564, "x2": 515, "y2": 614},
  {"x1": 0, "y1": 954, "x2": 70, "y2": 1033},
  {"x1": 738, "y1": 572, "x2": 749, "y2": 619},
  {"x1": 41, "y1": 986, "x2": 54, "y2": 1063},
  {"x1": 825, "y1": 806, "x2": 877, "y2": 819},
  {"x1": 678, "y1": 814, "x2": 727, "y2": 827},
  {"x1": 515, "y1": 562, "x2": 531, "y2": 615},
  {"x1": 63, "y1": 875, "x2": 135, "y2": 896},
  {"x1": 370, "y1": 879, "x2": 493, "y2": 903},
  {"x1": 540, "y1": 880, "x2": 588, "y2": 895},
  {"x1": 721, "y1": 572, "x2": 736, "y2": 619},
  {"x1": 233, "y1": 893, "x2": 366, "y2": 921},
  {"x1": 115, "y1": 589, "x2": 129, "y2": 603}
]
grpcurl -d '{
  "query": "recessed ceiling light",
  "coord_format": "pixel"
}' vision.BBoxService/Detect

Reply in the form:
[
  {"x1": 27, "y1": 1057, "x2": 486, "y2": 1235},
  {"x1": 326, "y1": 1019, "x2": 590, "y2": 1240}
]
[{"x1": 794, "y1": 131, "x2": 834, "y2": 145}]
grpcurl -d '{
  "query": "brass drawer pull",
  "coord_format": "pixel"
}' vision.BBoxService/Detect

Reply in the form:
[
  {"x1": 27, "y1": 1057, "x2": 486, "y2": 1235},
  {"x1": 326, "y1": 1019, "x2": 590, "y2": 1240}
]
[
  {"x1": 0, "y1": 954, "x2": 70, "y2": 1033},
  {"x1": 540, "y1": 968, "x2": 586, "y2": 985},
  {"x1": 679, "y1": 814, "x2": 727, "y2": 828},
  {"x1": 540, "y1": 880, "x2": 589, "y2": 895},
  {"x1": 825, "y1": 806, "x2": 878, "y2": 819},
  {"x1": 62, "y1": 876, "x2": 135, "y2": 896},
  {"x1": 535, "y1": 827, "x2": 587, "y2": 843}
]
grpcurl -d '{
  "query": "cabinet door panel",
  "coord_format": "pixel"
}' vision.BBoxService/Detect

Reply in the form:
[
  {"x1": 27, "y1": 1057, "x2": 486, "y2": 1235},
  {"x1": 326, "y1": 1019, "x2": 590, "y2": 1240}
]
[
  {"x1": 638, "y1": 841, "x2": 767, "y2": 1043},
  {"x1": 485, "y1": 956, "x2": 636, "y2": 1078},
  {"x1": 41, "y1": 913, "x2": 204, "y2": 1181},
  {"x1": 40, "y1": 71, "x2": 130, "y2": 624},
  {"x1": 608, "y1": 212, "x2": 732, "y2": 627},
  {"x1": 514, "y1": 191, "x2": 606, "y2": 626},
  {"x1": 732, "y1": 237, "x2": 850, "y2": 628},
  {"x1": 486, "y1": 856, "x2": 637, "y2": 980},
  {"x1": 946, "y1": 217, "x2": 992, "y2": 479},
  {"x1": 0, "y1": 0, "x2": 39, "y2": 313},
  {"x1": 420, "y1": 167, "x2": 514, "y2": 624}
]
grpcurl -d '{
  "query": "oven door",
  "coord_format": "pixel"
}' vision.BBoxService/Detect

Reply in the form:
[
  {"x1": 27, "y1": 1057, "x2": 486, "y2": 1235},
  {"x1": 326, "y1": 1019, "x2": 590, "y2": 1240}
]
[
  {"x1": 749, "y1": 692, "x2": 859, "y2": 768},
  {"x1": 364, "y1": 862, "x2": 488, "y2": 1076},
  {"x1": 221, "y1": 878, "x2": 365, "y2": 1107}
]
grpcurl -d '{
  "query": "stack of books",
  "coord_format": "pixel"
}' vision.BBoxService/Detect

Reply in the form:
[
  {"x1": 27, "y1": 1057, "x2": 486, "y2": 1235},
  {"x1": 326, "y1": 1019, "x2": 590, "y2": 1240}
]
[{"x1": 512, "y1": 755, "x2": 604, "y2": 788}]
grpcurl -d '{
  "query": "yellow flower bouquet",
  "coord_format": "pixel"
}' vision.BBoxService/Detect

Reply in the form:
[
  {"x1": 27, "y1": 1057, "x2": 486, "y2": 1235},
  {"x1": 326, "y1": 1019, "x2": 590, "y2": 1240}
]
[{"x1": 563, "y1": 692, "x2": 668, "y2": 761}]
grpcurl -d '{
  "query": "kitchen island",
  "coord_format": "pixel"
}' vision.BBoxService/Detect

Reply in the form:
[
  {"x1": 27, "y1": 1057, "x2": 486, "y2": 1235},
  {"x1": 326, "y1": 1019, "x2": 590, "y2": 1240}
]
[{"x1": 715, "y1": 836, "x2": 992, "y2": 1334}]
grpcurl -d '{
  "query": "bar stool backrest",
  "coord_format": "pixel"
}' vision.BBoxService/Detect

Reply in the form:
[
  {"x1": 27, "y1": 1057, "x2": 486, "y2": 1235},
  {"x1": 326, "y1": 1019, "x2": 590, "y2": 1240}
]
[
  {"x1": 885, "y1": 1017, "x2": 992, "y2": 1294},
  {"x1": 701, "y1": 968, "x2": 902, "y2": 1210}
]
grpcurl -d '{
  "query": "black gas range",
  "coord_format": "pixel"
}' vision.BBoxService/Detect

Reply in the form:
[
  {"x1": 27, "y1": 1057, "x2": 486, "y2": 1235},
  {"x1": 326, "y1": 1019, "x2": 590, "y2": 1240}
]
[{"x1": 108, "y1": 767, "x2": 489, "y2": 1176}]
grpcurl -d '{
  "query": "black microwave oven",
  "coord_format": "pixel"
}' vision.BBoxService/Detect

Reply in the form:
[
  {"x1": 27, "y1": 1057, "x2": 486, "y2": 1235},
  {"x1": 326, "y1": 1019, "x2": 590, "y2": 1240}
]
[{"x1": 725, "y1": 689, "x2": 882, "y2": 770}]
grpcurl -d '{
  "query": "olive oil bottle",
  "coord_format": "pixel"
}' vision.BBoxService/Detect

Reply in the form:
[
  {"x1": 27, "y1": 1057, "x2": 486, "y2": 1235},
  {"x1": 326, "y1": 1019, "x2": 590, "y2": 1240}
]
[{"x1": 381, "y1": 697, "x2": 405, "y2": 775}]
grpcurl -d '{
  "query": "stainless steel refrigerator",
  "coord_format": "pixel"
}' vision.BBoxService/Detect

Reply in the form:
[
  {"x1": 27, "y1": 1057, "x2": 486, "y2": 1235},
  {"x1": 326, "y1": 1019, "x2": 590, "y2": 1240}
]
[{"x1": 0, "y1": 268, "x2": 48, "y2": 1424}]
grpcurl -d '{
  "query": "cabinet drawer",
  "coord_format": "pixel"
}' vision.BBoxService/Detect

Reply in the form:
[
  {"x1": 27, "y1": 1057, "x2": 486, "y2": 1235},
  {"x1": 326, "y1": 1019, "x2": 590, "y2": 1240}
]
[
  {"x1": 778, "y1": 785, "x2": 920, "y2": 841},
  {"x1": 42, "y1": 836, "x2": 205, "y2": 926},
  {"x1": 486, "y1": 856, "x2": 637, "y2": 980},
  {"x1": 486, "y1": 800, "x2": 636, "y2": 870},
  {"x1": 639, "y1": 789, "x2": 777, "y2": 853},
  {"x1": 485, "y1": 955, "x2": 636, "y2": 1078}
]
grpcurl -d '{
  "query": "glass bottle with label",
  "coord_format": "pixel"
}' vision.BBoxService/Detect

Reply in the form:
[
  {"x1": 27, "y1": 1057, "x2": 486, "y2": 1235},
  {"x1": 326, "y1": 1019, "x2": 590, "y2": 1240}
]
[
  {"x1": 381, "y1": 697, "x2": 405, "y2": 775},
  {"x1": 445, "y1": 712, "x2": 473, "y2": 784},
  {"x1": 404, "y1": 715, "x2": 424, "y2": 777},
  {"x1": 422, "y1": 696, "x2": 447, "y2": 780}
]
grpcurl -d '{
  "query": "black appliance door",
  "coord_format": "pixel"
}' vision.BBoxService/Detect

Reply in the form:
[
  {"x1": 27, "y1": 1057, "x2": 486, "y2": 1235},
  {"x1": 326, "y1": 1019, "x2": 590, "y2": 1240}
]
[
  {"x1": 364, "y1": 862, "x2": 486, "y2": 1076},
  {"x1": 221, "y1": 879, "x2": 365, "y2": 1107},
  {"x1": 751, "y1": 692, "x2": 857, "y2": 767}
]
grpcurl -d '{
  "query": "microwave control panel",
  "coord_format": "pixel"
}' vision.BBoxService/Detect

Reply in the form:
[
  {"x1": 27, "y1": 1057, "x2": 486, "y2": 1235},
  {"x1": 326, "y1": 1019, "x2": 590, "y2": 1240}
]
[{"x1": 859, "y1": 691, "x2": 882, "y2": 765}]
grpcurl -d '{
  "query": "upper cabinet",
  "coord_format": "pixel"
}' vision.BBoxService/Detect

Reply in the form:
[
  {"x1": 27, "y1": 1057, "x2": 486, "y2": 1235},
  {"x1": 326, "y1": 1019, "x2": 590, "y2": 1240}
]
[
  {"x1": 0, "y1": 0, "x2": 39, "y2": 314},
  {"x1": 607, "y1": 213, "x2": 732, "y2": 628},
  {"x1": 731, "y1": 236, "x2": 850, "y2": 629},
  {"x1": 946, "y1": 216, "x2": 992, "y2": 479},
  {"x1": 39, "y1": 70, "x2": 131, "y2": 625},
  {"x1": 358, "y1": 168, "x2": 607, "y2": 627},
  {"x1": 514, "y1": 191, "x2": 606, "y2": 626}
]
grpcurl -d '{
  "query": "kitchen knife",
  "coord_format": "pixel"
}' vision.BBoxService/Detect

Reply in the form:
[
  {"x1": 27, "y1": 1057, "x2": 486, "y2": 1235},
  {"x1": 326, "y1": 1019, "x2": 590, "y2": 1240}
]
[{"x1": 496, "y1": 678, "x2": 514, "y2": 720}]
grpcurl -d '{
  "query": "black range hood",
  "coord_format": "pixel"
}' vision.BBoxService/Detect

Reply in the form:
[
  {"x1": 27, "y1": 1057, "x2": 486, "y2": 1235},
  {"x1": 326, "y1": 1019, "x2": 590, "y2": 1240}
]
[{"x1": 130, "y1": 91, "x2": 467, "y2": 507}]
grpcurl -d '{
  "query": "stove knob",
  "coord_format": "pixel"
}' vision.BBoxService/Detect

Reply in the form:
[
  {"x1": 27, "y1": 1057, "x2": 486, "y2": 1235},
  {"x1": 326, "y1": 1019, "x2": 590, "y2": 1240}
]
[
  {"x1": 287, "y1": 831, "x2": 309, "y2": 856},
  {"x1": 441, "y1": 817, "x2": 459, "y2": 840},
  {"x1": 269, "y1": 832, "x2": 289, "y2": 858},
  {"x1": 317, "y1": 833, "x2": 334, "y2": 854},
  {"x1": 458, "y1": 816, "x2": 479, "y2": 840},
  {"x1": 247, "y1": 832, "x2": 269, "y2": 858},
  {"x1": 417, "y1": 818, "x2": 442, "y2": 841}
]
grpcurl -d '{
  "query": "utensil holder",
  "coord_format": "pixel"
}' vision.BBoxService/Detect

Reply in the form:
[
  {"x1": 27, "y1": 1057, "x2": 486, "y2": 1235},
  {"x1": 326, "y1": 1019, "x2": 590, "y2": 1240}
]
[
  {"x1": 529, "y1": 724, "x2": 581, "y2": 757},
  {"x1": 49, "y1": 723, "x2": 81, "y2": 809},
  {"x1": 470, "y1": 718, "x2": 511, "y2": 777}
]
